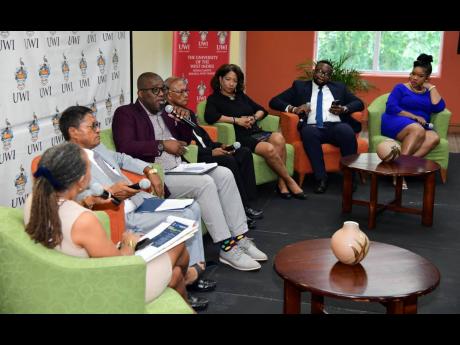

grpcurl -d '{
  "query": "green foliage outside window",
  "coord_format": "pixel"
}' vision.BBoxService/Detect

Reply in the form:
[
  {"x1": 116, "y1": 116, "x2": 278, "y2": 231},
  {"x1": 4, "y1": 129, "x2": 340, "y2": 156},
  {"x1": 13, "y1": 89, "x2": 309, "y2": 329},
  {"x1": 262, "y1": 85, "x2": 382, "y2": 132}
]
[{"x1": 315, "y1": 31, "x2": 442, "y2": 73}]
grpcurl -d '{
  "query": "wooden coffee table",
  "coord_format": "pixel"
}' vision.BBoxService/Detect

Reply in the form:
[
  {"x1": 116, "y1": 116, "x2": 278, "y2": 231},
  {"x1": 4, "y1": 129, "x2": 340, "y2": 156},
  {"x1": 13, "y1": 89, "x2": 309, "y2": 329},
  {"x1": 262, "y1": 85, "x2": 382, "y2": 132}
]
[
  {"x1": 341, "y1": 153, "x2": 440, "y2": 229},
  {"x1": 274, "y1": 239, "x2": 440, "y2": 314}
]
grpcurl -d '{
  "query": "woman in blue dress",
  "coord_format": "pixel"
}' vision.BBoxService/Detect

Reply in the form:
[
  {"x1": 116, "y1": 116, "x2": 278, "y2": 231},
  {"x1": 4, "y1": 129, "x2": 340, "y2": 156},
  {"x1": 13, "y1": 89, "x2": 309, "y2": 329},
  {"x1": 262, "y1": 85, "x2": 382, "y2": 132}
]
[{"x1": 381, "y1": 54, "x2": 445, "y2": 188}]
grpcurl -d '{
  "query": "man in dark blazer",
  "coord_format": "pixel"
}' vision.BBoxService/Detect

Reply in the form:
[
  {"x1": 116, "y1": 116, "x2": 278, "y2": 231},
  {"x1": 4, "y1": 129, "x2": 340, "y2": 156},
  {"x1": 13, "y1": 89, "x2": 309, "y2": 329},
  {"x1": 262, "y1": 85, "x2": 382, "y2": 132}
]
[
  {"x1": 269, "y1": 60, "x2": 364, "y2": 193},
  {"x1": 112, "y1": 72, "x2": 268, "y2": 273}
]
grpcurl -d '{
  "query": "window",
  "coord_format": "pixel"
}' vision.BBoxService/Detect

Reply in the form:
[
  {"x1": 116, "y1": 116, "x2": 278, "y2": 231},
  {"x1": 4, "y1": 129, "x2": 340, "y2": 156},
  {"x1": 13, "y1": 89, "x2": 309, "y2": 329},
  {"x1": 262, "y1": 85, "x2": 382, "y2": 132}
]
[{"x1": 315, "y1": 31, "x2": 443, "y2": 74}]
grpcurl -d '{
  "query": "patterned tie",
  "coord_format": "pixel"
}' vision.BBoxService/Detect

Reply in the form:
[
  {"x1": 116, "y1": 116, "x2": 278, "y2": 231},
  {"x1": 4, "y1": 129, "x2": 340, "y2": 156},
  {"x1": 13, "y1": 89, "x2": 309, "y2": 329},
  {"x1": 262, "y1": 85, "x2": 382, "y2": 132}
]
[
  {"x1": 316, "y1": 86, "x2": 324, "y2": 128},
  {"x1": 92, "y1": 151, "x2": 145, "y2": 208}
]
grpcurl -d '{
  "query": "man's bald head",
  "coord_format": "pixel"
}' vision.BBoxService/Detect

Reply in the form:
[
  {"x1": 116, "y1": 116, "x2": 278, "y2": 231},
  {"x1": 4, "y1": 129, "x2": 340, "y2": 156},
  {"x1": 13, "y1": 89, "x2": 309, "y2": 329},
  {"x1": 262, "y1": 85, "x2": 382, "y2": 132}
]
[{"x1": 137, "y1": 72, "x2": 162, "y2": 90}]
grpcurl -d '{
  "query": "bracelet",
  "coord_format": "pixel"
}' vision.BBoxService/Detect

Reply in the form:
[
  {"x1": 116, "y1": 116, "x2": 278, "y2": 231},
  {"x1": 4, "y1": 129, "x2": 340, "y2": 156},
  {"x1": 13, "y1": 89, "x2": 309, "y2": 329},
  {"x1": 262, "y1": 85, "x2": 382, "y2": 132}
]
[
  {"x1": 232, "y1": 117, "x2": 236, "y2": 124},
  {"x1": 292, "y1": 107, "x2": 297, "y2": 113},
  {"x1": 429, "y1": 85, "x2": 436, "y2": 91}
]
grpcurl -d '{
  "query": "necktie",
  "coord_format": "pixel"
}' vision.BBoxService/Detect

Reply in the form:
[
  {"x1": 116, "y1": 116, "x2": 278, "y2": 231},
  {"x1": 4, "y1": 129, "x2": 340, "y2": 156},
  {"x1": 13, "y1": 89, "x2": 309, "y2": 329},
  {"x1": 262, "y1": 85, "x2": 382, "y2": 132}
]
[
  {"x1": 92, "y1": 151, "x2": 145, "y2": 208},
  {"x1": 316, "y1": 86, "x2": 324, "y2": 128}
]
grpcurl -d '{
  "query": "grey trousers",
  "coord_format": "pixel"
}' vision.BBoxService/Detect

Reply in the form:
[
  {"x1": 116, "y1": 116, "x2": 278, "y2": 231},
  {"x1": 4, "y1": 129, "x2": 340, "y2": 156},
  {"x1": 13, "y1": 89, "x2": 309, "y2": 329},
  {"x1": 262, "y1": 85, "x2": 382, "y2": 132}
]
[
  {"x1": 165, "y1": 166, "x2": 248, "y2": 243},
  {"x1": 125, "y1": 200, "x2": 205, "y2": 266}
]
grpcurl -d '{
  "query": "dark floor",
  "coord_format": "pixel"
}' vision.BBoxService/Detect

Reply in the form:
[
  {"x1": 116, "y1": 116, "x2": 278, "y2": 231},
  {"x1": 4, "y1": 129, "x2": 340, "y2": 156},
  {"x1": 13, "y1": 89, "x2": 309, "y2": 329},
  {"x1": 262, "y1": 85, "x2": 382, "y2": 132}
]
[{"x1": 196, "y1": 153, "x2": 460, "y2": 314}]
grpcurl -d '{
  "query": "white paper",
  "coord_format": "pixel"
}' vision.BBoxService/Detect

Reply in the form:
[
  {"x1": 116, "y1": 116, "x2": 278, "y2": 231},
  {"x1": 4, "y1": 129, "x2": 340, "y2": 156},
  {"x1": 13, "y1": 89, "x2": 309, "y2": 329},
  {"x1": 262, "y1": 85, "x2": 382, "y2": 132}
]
[{"x1": 155, "y1": 198, "x2": 194, "y2": 212}]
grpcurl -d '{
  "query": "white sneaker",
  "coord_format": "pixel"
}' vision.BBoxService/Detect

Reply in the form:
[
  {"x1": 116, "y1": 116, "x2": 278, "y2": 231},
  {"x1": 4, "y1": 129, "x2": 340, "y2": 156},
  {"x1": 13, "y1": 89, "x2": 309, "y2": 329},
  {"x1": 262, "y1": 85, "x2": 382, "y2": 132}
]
[
  {"x1": 219, "y1": 246, "x2": 261, "y2": 271},
  {"x1": 237, "y1": 237, "x2": 268, "y2": 262}
]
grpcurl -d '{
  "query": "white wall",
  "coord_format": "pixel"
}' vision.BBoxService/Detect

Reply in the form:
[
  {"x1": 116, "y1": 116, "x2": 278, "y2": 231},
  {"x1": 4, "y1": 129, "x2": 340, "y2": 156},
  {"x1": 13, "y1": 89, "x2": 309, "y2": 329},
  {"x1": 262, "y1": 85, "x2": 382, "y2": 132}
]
[{"x1": 131, "y1": 31, "x2": 246, "y2": 99}]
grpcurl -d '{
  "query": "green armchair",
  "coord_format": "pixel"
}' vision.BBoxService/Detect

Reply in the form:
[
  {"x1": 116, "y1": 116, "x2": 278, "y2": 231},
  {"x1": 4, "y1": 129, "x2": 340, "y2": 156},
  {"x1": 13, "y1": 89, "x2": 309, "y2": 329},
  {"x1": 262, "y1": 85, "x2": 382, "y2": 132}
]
[
  {"x1": 368, "y1": 93, "x2": 451, "y2": 183},
  {"x1": 196, "y1": 101, "x2": 294, "y2": 185},
  {"x1": 0, "y1": 206, "x2": 193, "y2": 314}
]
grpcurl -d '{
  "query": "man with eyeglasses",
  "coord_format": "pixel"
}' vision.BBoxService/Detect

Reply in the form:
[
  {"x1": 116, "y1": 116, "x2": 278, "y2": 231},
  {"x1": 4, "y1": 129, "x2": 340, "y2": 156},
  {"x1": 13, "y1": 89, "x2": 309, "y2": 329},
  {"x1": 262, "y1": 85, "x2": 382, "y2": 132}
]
[
  {"x1": 269, "y1": 60, "x2": 364, "y2": 194},
  {"x1": 164, "y1": 76, "x2": 262, "y2": 226},
  {"x1": 59, "y1": 105, "x2": 210, "y2": 311},
  {"x1": 112, "y1": 72, "x2": 268, "y2": 273}
]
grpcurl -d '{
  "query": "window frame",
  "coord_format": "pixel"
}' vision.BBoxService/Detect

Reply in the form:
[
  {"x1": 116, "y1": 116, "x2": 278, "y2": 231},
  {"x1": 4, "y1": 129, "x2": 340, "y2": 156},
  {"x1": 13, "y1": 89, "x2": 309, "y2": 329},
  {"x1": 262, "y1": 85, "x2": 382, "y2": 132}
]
[{"x1": 313, "y1": 31, "x2": 444, "y2": 78}]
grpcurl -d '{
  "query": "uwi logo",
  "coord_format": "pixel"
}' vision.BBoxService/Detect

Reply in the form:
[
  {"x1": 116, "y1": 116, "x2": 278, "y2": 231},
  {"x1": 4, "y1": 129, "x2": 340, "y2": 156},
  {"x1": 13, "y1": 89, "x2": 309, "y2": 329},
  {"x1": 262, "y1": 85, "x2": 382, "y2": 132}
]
[
  {"x1": 62, "y1": 53, "x2": 70, "y2": 82},
  {"x1": 14, "y1": 165, "x2": 27, "y2": 195},
  {"x1": 38, "y1": 55, "x2": 50, "y2": 86},
  {"x1": 97, "y1": 48, "x2": 106, "y2": 74},
  {"x1": 79, "y1": 51, "x2": 88, "y2": 77},
  {"x1": 15, "y1": 58, "x2": 27, "y2": 90},
  {"x1": 217, "y1": 31, "x2": 228, "y2": 45},
  {"x1": 90, "y1": 97, "x2": 98, "y2": 115},
  {"x1": 106, "y1": 94, "x2": 112, "y2": 115},
  {"x1": 179, "y1": 31, "x2": 191, "y2": 44},
  {"x1": 1, "y1": 31, "x2": 9, "y2": 38},
  {"x1": 52, "y1": 107, "x2": 61, "y2": 134},
  {"x1": 1, "y1": 119, "x2": 14, "y2": 151},
  {"x1": 197, "y1": 81, "x2": 207, "y2": 97},
  {"x1": 112, "y1": 48, "x2": 119, "y2": 71},
  {"x1": 28, "y1": 113, "x2": 40, "y2": 142},
  {"x1": 119, "y1": 90, "x2": 125, "y2": 105}
]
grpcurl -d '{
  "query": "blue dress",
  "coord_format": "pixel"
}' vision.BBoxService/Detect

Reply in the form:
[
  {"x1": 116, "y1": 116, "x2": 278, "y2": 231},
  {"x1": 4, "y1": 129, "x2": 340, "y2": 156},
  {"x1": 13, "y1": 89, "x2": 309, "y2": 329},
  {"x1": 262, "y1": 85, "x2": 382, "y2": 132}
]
[{"x1": 381, "y1": 83, "x2": 446, "y2": 139}]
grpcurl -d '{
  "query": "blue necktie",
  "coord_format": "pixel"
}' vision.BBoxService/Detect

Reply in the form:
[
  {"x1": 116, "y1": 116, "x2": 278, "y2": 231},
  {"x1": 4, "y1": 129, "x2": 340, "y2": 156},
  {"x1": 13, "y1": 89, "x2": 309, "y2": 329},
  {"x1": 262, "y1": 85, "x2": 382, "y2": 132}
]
[{"x1": 316, "y1": 86, "x2": 323, "y2": 128}]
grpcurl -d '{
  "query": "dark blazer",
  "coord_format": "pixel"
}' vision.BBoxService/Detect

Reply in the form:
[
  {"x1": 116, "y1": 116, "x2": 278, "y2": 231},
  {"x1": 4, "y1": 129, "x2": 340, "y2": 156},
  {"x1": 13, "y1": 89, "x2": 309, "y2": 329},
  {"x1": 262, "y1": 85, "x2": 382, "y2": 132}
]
[
  {"x1": 269, "y1": 80, "x2": 365, "y2": 133},
  {"x1": 188, "y1": 110, "x2": 223, "y2": 160},
  {"x1": 112, "y1": 100, "x2": 194, "y2": 163}
]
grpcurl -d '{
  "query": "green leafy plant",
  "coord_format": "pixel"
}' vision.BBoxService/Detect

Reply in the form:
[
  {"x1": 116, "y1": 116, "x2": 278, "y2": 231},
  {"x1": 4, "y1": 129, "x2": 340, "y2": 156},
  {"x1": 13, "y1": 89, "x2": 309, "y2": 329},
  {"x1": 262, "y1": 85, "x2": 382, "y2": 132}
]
[{"x1": 296, "y1": 53, "x2": 375, "y2": 93}]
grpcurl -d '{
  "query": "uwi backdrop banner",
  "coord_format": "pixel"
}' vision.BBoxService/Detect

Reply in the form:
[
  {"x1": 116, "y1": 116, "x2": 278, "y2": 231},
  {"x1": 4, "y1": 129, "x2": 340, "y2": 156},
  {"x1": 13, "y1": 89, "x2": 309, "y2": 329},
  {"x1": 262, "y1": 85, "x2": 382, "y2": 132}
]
[
  {"x1": 172, "y1": 31, "x2": 230, "y2": 112},
  {"x1": 0, "y1": 31, "x2": 131, "y2": 208}
]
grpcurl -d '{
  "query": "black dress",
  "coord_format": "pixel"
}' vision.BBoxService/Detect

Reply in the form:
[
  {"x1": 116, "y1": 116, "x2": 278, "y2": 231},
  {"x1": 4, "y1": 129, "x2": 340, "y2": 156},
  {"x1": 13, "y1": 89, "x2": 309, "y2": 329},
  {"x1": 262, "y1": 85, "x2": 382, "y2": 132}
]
[
  {"x1": 204, "y1": 91, "x2": 271, "y2": 152},
  {"x1": 189, "y1": 111, "x2": 258, "y2": 207}
]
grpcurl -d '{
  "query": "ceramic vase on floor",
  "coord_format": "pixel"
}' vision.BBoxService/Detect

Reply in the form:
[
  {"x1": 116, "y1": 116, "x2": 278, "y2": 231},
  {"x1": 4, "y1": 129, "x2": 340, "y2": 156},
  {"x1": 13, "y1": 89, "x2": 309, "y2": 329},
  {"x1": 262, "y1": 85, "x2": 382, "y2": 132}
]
[{"x1": 331, "y1": 221, "x2": 370, "y2": 265}]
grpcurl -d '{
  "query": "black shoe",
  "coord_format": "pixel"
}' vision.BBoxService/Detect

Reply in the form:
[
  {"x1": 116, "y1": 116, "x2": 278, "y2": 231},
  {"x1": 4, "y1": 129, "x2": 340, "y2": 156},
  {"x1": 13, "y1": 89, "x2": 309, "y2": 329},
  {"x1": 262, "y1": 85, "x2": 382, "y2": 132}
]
[
  {"x1": 188, "y1": 294, "x2": 208, "y2": 311},
  {"x1": 291, "y1": 191, "x2": 307, "y2": 200},
  {"x1": 244, "y1": 206, "x2": 264, "y2": 219},
  {"x1": 187, "y1": 278, "x2": 217, "y2": 292},
  {"x1": 247, "y1": 218, "x2": 257, "y2": 229},
  {"x1": 314, "y1": 178, "x2": 328, "y2": 194},
  {"x1": 275, "y1": 186, "x2": 292, "y2": 199}
]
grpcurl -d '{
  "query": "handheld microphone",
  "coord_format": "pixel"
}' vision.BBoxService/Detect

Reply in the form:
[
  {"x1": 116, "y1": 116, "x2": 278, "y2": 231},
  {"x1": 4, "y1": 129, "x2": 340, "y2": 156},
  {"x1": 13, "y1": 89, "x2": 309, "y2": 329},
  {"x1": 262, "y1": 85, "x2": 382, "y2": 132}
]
[
  {"x1": 223, "y1": 142, "x2": 241, "y2": 151},
  {"x1": 165, "y1": 105, "x2": 197, "y2": 128},
  {"x1": 90, "y1": 183, "x2": 121, "y2": 206},
  {"x1": 127, "y1": 178, "x2": 151, "y2": 190},
  {"x1": 424, "y1": 122, "x2": 434, "y2": 130}
]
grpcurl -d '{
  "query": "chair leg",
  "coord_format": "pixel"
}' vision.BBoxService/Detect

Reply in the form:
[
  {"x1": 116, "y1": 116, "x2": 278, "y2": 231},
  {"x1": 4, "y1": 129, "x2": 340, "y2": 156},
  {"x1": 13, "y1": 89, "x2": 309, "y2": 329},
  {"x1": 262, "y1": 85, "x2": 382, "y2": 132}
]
[
  {"x1": 298, "y1": 173, "x2": 306, "y2": 188},
  {"x1": 440, "y1": 169, "x2": 447, "y2": 184}
]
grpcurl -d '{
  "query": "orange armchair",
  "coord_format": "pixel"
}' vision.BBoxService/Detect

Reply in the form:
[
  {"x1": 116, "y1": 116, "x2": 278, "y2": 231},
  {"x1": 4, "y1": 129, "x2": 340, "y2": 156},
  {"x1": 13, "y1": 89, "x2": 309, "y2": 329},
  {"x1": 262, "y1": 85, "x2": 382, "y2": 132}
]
[
  {"x1": 31, "y1": 156, "x2": 147, "y2": 244},
  {"x1": 279, "y1": 111, "x2": 369, "y2": 187}
]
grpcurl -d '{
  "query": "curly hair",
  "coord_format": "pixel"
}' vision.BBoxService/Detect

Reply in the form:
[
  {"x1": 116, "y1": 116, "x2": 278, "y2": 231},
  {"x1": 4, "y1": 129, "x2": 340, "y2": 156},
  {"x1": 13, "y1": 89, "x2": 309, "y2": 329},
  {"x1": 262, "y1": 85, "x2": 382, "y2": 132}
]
[
  {"x1": 210, "y1": 64, "x2": 245, "y2": 93},
  {"x1": 26, "y1": 142, "x2": 87, "y2": 248},
  {"x1": 414, "y1": 53, "x2": 433, "y2": 76}
]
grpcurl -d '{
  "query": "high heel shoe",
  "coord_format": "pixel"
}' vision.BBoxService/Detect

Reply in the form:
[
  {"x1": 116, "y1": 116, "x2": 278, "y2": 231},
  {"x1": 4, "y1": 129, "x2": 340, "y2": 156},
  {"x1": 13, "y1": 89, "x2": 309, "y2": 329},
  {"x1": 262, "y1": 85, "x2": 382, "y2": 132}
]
[
  {"x1": 291, "y1": 191, "x2": 307, "y2": 200},
  {"x1": 275, "y1": 186, "x2": 292, "y2": 199}
]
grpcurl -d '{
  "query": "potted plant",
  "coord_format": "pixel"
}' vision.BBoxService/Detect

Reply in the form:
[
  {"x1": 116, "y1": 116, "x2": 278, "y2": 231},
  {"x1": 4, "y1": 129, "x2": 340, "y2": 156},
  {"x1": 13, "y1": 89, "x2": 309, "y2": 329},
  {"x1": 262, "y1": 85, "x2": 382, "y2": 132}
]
[{"x1": 296, "y1": 53, "x2": 375, "y2": 93}]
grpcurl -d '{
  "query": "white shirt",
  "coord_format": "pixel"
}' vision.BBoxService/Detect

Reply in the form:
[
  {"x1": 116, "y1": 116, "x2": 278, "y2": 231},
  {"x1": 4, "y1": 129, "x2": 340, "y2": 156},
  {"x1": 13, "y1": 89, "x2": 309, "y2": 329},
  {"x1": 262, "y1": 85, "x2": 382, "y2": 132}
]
[
  {"x1": 307, "y1": 82, "x2": 341, "y2": 125},
  {"x1": 139, "y1": 101, "x2": 182, "y2": 171},
  {"x1": 84, "y1": 148, "x2": 136, "y2": 214}
]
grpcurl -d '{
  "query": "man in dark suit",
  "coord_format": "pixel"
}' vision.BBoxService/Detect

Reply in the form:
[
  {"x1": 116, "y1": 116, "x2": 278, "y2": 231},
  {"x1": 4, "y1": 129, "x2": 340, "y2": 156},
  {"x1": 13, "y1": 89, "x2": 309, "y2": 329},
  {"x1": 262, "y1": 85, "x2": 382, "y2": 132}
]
[{"x1": 269, "y1": 60, "x2": 364, "y2": 193}]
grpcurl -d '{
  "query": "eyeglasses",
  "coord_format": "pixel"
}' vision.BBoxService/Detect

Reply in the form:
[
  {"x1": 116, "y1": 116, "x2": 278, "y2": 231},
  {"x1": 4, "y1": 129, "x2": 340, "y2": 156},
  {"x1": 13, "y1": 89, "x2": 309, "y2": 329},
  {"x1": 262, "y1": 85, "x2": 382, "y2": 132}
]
[
  {"x1": 140, "y1": 86, "x2": 168, "y2": 95},
  {"x1": 85, "y1": 121, "x2": 101, "y2": 131},
  {"x1": 314, "y1": 69, "x2": 332, "y2": 78},
  {"x1": 169, "y1": 89, "x2": 190, "y2": 95}
]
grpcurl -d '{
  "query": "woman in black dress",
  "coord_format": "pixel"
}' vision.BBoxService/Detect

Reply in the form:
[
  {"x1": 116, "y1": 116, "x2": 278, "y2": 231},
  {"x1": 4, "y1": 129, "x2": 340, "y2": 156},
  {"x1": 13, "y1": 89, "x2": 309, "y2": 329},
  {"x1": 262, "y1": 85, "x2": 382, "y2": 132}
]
[{"x1": 204, "y1": 64, "x2": 306, "y2": 199}]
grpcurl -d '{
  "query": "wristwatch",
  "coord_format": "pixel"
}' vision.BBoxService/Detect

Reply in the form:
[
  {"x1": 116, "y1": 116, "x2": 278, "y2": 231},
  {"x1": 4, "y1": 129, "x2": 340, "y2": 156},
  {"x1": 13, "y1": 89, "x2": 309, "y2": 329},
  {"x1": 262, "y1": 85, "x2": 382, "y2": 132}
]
[
  {"x1": 147, "y1": 168, "x2": 158, "y2": 175},
  {"x1": 157, "y1": 140, "x2": 164, "y2": 155}
]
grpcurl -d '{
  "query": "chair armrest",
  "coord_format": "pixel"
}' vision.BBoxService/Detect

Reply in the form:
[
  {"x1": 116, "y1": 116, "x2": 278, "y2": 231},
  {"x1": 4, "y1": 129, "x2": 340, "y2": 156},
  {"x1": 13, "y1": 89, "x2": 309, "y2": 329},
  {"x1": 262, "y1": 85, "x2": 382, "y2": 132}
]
[
  {"x1": 279, "y1": 112, "x2": 301, "y2": 143},
  {"x1": 214, "y1": 122, "x2": 236, "y2": 145},
  {"x1": 351, "y1": 111, "x2": 364, "y2": 123},
  {"x1": 431, "y1": 108, "x2": 451, "y2": 140},
  {"x1": 201, "y1": 125, "x2": 218, "y2": 141},
  {"x1": 258, "y1": 114, "x2": 280, "y2": 132},
  {"x1": 183, "y1": 144, "x2": 198, "y2": 163}
]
